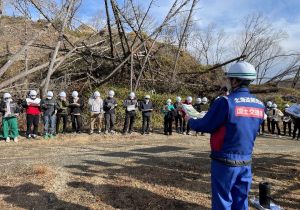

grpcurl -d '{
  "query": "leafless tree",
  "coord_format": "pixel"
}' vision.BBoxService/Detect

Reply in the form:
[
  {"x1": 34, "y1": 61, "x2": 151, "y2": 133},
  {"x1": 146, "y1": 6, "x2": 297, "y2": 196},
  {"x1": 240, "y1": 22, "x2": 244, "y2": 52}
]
[
  {"x1": 234, "y1": 13, "x2": 287, "y2": 84},
  {"x1": 191, "y1": 23, "x2": 227, "y2": 65}
]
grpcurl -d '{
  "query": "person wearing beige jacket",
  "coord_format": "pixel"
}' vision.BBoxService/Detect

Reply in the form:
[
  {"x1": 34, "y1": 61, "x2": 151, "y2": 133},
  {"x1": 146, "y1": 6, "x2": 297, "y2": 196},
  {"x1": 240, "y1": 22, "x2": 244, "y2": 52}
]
[
  {"x1": 271, "y1": 103, "x2": 284, "y2": 135},
  {"x1": 88, "y1": 91, "x2": 104, "y2": 134}
]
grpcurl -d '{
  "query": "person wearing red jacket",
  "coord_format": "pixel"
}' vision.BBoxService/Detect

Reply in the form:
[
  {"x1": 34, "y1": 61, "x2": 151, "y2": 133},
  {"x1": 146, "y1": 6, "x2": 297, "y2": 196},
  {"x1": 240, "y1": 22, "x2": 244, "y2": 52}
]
[
  {"x1": 182, "y1": 96, "x2": 193, "y2": 135},
  {"x1": 22, "y1": 90, "x2": 41, "y2": 139}
]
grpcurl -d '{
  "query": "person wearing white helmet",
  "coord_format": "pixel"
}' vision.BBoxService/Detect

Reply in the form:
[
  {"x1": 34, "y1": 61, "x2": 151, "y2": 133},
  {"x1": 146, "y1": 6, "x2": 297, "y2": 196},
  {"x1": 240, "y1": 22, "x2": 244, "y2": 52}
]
[
  {"x1": 122, "y1": 92, "x2": 138, "y2": 134},
  {"x1": 162, "y1": 99, "x2": 175, "y2": 135},
  {"x1": 103, "y1": 90, "x2": 118, "y2": 134},
  {"x1": 183, "y1": 96, "x2": 193, "y2": 135},
  {"x1": 56, "y1": 91, "x2": 69, "y2": 134},
  {"x1": 22, "y1": 89, "x2": 41, "y2": 139},
  {"x1": 0, "y1": 93, "x2": 20, "y2": 142},
  {"x1": 139, "y1": 95, "x2": 154, "y2": 134},
  {"x1": 282, "y1": 104, "x2": 292, "y2": 137},
  {"x1": 69, "y1": 91, "x2": 84, "y2": 133},
  {"x1": 194, "y1": 98, "x2": 202, "y2": 112},
  {"x1": 265, "y1": 101, "x2": 273, "y2": 133},
  {"x1": 201, "y1": 97, "x2": 209, "y2": 113},
  {"x1": 174, "y1": 96, "x2": 183, "y2": 133},
  {"x1": 188, "y1": 61, "x2": 265, "y2": 210},
  {"x1": 40, "y1": 91, "x2": 58, "y2": 139},
  {"x1": 88, "y1": 91, "x2": 104, "y2": 134},
  {"x1": 270, "y1": 103, "x2": 283, "y2": 136}
]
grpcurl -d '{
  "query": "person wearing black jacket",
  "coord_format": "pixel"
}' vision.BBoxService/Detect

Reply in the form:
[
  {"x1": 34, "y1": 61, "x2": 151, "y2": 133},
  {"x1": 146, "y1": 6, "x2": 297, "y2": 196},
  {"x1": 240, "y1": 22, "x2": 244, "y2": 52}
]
[
  {"x1": 292, "y1": 116, "x2": 300, "y2": 140},
  {"x1": 283, "y1": 104, "x2": 292, "y2": 137},
  {"x1": 103, "y1": 90, "x2": 118, "y2": 134},
  {"x1": 174, "y1": 96, "x2": 183, "y2": 133},
  {"x1": 122, "y1": 92, "x2": 138, "y2": 134},
  {"x1": 139, "y1": 95, "x2": 154, "y2": 135},
  {"x1": 68, "y1": 91, "x2": 84, "y2": 133}
]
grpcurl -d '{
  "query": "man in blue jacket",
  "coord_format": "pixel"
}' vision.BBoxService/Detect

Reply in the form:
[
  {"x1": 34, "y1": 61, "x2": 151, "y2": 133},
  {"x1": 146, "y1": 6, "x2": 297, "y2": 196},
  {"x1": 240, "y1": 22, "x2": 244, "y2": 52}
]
[{"x1": 188, "y1": 61, "x2": 264, "y2": 210}]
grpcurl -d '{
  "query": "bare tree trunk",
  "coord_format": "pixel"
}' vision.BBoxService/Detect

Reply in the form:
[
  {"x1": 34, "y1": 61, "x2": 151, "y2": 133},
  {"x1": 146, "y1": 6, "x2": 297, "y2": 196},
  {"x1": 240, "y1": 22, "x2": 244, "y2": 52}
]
[
  {"x1": 42, "y1": 0, "x2": 75, "y2": 95},
  {"x1": 96, "y1": 0, "x2": 191, "y2": 85},
  {"x1": 104, "y1": 0, "x2": 114, "y2": 57},
  {"x1": 0, "y1": 22, "x2": 51, "y2": 78},
  {"x1": 171, "y1": 0, "x2": 198, "y2": 83},
  {"x1": 130, "y1": 47, "x2": 134, "y2": 91},
  {"x1": 292, "y1": 67, "x2": 300, "y2": 88}
]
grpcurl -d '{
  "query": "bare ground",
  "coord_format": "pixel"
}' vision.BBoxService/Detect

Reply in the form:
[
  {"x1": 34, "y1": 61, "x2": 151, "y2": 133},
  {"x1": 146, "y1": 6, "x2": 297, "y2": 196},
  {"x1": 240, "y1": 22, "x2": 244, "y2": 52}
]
[{"x1": 0, "y1": 133, "x2": 298, "y2": 210}]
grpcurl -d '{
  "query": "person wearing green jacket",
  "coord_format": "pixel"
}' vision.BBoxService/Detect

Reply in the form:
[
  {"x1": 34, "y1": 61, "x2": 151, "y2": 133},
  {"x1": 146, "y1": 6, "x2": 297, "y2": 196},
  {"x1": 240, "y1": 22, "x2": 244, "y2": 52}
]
[
  {"x1": 56, "y1": 91, "x2": 69, "y2": 134},
  {"x1": 0, "y1": 93, "x2": 20, "y2": 142},
  {"x1": 162, "y1": 99, "x2": 175, "y2": 135}
]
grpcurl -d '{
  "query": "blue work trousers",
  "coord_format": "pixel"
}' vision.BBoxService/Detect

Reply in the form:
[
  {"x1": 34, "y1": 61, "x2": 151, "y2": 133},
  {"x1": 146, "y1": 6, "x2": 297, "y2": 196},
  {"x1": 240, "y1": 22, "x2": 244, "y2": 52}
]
[{"x1": 211, "y1": 160, "x2": 252, "y2": 210}]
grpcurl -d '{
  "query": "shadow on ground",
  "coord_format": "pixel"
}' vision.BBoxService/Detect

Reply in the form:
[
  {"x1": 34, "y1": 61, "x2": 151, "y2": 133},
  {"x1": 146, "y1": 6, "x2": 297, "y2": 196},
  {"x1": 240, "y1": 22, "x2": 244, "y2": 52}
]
[
  {"x1": 64, "y1": 145, "x2": 300, "y2": 209},
  {"x1": 0, "y1": 183, "x2": 89, "y2": 210}
]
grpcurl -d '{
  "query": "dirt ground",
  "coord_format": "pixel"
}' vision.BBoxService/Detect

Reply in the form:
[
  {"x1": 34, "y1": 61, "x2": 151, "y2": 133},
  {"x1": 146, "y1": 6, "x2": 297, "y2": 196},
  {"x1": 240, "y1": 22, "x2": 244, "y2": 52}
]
[{"x1": 0, "y1": 132, "x2": 298, "y2": 210}]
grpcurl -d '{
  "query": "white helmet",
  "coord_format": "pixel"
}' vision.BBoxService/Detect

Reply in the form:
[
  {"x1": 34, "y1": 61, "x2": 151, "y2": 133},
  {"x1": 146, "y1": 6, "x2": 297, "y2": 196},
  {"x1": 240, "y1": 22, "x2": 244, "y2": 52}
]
[
  {"x1": 108, "y1": 90, "x2": 115, "y2": 97},
  {"x1": 285, "y1": 104, "x2": 290, "y2": 108},
  {"x1": 94, "y1": 91, "x2": 100, "y2": 97},
  {"x1": 47, "y1": 91, "x2": 53, "y2": 98},
  {"x1": 186, "y1": 96, "x2": 193, "y2": 103},
  {"x1": 202, "y1": 97, "x2": 208, "y2": 104},
  {"x1": 59, "y1": 91, "x2": 66, "y2": 97},
  {"x1": 3, "y1": 93, "x2": 11, "y2": 99},
  {"x1": 129, "y1": 92, "x2": 135, "y2": 99},
  {"x1": 72, "y1": 91, "x2": 79, "y2": 98},
  {"x1": 272, "y1": 103, "x2": 277, "y2": 109},
  {"x1": 144, "y1": 95, "x2": 150, "y2": 99},
  {"x1": 196, "y1": 98, "x2": 202, "y2": 104},
  {"x1": 176, "y1": 96, "x2": 182, "y2": 102},
  {"x1": 226, "y1": 61, "x2": 257, "y2": 80},
  {"x1": 166, "y1": 99, "x2": 172, "y2": 104},
  {"x1": 29, "y1": 90, "x2": 37, "y2": 97},
  {"x1": 266, "y1": 101, "x2": 272, "y2": 107}
]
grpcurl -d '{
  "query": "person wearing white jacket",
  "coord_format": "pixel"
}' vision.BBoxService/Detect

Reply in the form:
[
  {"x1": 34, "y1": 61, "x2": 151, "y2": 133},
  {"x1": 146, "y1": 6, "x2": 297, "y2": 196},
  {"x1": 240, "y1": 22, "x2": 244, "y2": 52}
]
[
  {"x1": 88, "y1": 91, "x2": 104, "y2": 134},
  {"x1": 271, "y1": 103, "x2": 284, "y2": 135}
]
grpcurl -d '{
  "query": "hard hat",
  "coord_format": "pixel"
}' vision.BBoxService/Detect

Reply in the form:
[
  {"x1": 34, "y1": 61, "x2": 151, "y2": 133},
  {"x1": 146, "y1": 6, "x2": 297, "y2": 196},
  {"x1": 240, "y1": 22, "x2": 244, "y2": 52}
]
[
  {"x1": 3, "y1": 93, "x2": 11, "y2": 99},
  {"x1": 226, "y1": 61, "x2": 257, "y2": 80},
  {"x1": 129, "y1": 92, "x2": 135, "y2": 98},
  {"x1": 285, "y1": 104, "x2": 290, "y2": 108},
  {"x1": 272, "y1": 104, "x2": 277, "y2": 109},
  {"x1": 94, "y1": 91, "x2": 100, "y2": 97},
  {"x1": 144, "y1": 95, "x2": 150, "y2": 99},
  {"x1": 166, "y1": 99, "x2": 172, "y2": 104},
  {"x1": 202, "y1": 97, "x2": 208, "y2": 104},
  {"x1": 267, "y1": 101, "x2": 272, "y2": 107},
  {"x1": 186, "y1": 96, "x2": 193, "y2": 103},
  {"x1": 47, "y1": 91, "x2": 53, "y2": 98},
  {"x1": 176, "y1": 96, "x2": 181, "y2": 102},
  {"x1": 108, "y1": 90, "x2": 115, "y2": 97},
  {"x1": 72, "y1": 91, "x2": 79, "y2": 98},
  {"x1": 29, "y1": 90, "x2": 37, "y2": 96},
  {"x1": 59, "y1": 91, "x2": 66, "y2": 97},
  {"x1": 196, "y1": 98, "x2": 202, "y2": 104}
]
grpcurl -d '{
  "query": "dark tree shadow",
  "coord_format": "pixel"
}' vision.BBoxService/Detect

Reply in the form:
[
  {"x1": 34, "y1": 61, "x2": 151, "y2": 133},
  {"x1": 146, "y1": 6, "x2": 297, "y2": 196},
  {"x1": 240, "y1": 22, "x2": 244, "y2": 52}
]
[
  {"x1": 131, "y1": 146, "x2": 188, "y2": 153},
  {"x1": 0, "y1": 183, "x2": 89, "y2": 210},
  {"x1": 68, "y1": 181, "x2": 208, "y2": 210}
]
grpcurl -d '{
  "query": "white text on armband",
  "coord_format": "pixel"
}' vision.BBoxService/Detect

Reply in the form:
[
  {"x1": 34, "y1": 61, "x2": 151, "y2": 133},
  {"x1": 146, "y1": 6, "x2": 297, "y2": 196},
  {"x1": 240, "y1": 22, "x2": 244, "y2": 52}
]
[{"x1": 234, "y1": 97, "x2": 264, "y2": 106}]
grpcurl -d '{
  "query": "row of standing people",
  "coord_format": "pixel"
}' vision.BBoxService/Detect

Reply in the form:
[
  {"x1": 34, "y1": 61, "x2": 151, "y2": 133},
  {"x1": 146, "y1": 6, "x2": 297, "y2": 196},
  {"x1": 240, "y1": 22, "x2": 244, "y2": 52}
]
[
  {"x1": 162, "y1": 96, "x2": 209, "y2": 135},
  {"x1": 262, "y1": 101, "x2": 300, "y2": 139},
  {"x1": 0, "y1": 90, "x2": 159, "y2": 142}
]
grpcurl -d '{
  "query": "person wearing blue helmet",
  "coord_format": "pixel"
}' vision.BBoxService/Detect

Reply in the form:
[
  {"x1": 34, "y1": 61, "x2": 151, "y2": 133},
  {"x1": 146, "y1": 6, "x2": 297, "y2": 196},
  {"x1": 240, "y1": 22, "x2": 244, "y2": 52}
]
[{"x1": 187, "y1": 61, "x2": 264, "y2": 210}]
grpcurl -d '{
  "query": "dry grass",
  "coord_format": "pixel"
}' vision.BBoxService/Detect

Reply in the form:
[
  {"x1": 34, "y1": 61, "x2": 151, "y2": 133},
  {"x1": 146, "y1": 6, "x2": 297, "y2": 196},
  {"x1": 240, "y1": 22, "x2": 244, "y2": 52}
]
[{"x1": 0, "y1": 134, "x2": 298, "y2": 209}]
